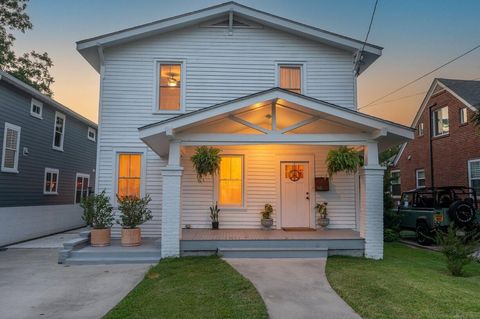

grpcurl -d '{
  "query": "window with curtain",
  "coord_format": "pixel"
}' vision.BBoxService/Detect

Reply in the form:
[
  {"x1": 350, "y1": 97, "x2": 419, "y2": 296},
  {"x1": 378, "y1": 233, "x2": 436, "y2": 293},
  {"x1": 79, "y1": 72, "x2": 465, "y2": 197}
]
[
  {"x1": 2, "y1": 123, "x2": 21, "y2": 172},
  {"x1": 118, "y1": 153, "x2": 142, "y2": 198},
  {"x1": 279, "y1": 65, "x2": 302, "y2": 93},
  {"x1": 159, "y1": 63, "x2": 182, "y2": 111},
  {"x1": 218, "y1": 155, "x2": 243, "y2": 206},
  {"x1": 432, "y1": 107, "x2": 449, "y2": 136}
]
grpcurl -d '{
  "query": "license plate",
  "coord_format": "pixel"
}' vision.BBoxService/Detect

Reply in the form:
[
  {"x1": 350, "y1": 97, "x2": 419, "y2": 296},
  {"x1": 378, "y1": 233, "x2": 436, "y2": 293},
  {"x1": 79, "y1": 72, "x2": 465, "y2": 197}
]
[{"x1": 434, "y1": 214, "x2": 444, "y2": 222}]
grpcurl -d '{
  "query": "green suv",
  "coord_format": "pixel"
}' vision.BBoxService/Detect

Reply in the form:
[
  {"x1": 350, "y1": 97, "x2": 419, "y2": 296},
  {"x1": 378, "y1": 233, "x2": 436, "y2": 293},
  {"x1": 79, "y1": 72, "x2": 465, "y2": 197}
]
[{"x1": 396, "y1": 186, "x2": 480, "y2": 245}]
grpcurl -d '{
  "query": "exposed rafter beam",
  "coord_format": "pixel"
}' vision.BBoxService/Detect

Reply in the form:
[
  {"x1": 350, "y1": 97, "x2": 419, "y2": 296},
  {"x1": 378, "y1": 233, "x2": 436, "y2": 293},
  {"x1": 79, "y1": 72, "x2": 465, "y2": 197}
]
[
  {"x1": 371, "y1": 127, "x2": 387, "y2": 139},
  {"x1": 228, "y1": 115, "x2": 270, "y2": 134},
  {"x1": 279, "y1": 116, "x2": 319, "y2": 134},
  {"x1": 271, "y1": 98, "x2": 278, "y2": 131}
]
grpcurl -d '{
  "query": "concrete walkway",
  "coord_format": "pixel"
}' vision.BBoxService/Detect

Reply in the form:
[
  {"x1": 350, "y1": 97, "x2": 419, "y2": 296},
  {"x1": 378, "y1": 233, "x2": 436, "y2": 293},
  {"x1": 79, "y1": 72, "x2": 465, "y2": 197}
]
[
  {"x1": 0, "y1": 242, "x2": 149, "y2": 319},
  {"x1": 226, "y1": 258, "x2": 361, "y2": 319}
]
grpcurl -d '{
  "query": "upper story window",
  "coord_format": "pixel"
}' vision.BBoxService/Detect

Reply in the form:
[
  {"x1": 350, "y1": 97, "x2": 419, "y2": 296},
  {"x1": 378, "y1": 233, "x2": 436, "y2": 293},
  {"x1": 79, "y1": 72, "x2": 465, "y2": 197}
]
[
  {"x1": 158, "y1": 63, "x2": 183, "y2": 112},
  {"x1": 278, "y1": 64, "x2": 303, "y2": 94},
  {"x1": 30, "y1": 99, "x2": 43, "y2": 119},
  {"x1": 218, "y1": 155, "x2": 244, "y2": 207},
  {"x1": 1, "y1": 122, "x2": 21, "y2": 173},
  {"x1": 53, "y1": 112, "x2": 66, "y2": 151},
  {"x1": 416, "y1": 169, "x2": 426, "y2": 189},
  {"x1": 460, "y1": 107, "x2": 468, "y2": 124},
  {"x1": 118, "y1": 153, "x2": 142, "y2": 198},
  {"x1": 88, "y1": 127, "x2": 96, "y2": 142},
  {"x1": 432, "y1": 106, "x2": 449, "y2": 137},
  {"x1": 417, "y1": 122, "x2": 424, "y2": 136}
]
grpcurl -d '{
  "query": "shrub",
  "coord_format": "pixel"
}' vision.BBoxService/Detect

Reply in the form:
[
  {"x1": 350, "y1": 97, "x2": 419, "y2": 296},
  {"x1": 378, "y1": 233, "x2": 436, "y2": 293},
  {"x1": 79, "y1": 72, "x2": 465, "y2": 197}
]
[
  {"x1": 190, "y1": 146, "x2": 221, "y2": 182},
  {"x1": 260, "y1": 204, "x2": 273, "y2": 219},
  {"x1": 384, "y1": 228, "x2": 399, "y2": 242},
  {"x1": 326, "y1": 146, "x2": 364, "y2": 177},
  {"x1": 384, "y1": 209, "x2": 401, "y2": 232},
  {"x1": 210, "y1": 202, "x2": 220, "y2": 223},
  {"x1": 116, "y1": 194, "x2": 153, "y2": 229},
  {"x1": 81, "y1": 190, "x2": 114, "y2": 229},
  {"x1": 436, "y1": 224, "x2": 480, "y2": 276}
]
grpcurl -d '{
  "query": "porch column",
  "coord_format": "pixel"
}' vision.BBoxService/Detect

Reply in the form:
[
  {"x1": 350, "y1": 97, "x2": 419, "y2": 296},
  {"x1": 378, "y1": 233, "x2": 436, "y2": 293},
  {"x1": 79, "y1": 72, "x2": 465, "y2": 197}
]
[
  {"x1": 160, "y1": 141, "x2": 183, "y2": 258},
  {"x1": 359, "y1": 142, "x2": 385, "y2": 259}
]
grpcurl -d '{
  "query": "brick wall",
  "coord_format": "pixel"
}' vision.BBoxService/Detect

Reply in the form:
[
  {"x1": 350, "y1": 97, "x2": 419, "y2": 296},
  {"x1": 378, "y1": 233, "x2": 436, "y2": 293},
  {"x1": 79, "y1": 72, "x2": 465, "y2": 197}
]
[{"x1": 395, "y1": 89, "x2": 480, "y2": 192}]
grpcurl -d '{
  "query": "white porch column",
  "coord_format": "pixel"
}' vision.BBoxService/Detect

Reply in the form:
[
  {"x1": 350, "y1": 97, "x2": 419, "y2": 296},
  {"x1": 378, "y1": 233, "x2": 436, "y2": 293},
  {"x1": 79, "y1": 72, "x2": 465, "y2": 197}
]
[
  {"x1": 359, "y1": 142, "x2": 385, "y2": 259},
  {"x1": 160, "y1": 141, "x2": 183, "y2": 258}
]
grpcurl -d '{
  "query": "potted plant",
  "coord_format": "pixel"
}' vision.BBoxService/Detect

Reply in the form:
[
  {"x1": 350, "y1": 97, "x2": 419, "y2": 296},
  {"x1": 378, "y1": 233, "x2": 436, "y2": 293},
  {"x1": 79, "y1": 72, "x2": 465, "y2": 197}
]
[
  {"x1": 260, "y1": 204, "x2": 273, "y2": 230},
  {"x1": 190, "y1": 146, "x2": 222, "y2": 182},
  {"x1": 210, "y1": 202, "x2": 220, "y2": 229},
  {"x1": 315, "y1": 202, "x2": 329, "y2": 229},
  {"x1": 116, "y1": 194, "x2": 153, "y2": 246},
  {"x1": 81, "y1": 190, "x2": 114, "y2": 247},
  {"x1": 326, "y1": 146, "x2": 364, "y2": 177}
]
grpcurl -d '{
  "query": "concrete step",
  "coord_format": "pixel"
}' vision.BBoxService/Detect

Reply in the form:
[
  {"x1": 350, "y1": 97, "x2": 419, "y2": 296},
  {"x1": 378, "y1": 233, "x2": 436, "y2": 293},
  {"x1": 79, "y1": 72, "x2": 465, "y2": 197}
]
[
  {"x1": 65, "y1": 256, "x2": 161, "y2": 265},
  {"x1": 70, "y1": 248, "x2": 161, "y2": 259},
  {"x1": 218, "y1": 247, "x2": 328, "y2": 258}
]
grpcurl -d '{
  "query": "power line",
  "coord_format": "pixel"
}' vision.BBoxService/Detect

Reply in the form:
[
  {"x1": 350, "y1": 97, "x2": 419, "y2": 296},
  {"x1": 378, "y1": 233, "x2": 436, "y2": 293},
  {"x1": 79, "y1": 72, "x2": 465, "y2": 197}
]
[
  {"x1": 354, "y1": 0, "x2": 379, "y2": 75},
  {"x1": 359, "y1": 43, "x2": 480, "y2": 110}
]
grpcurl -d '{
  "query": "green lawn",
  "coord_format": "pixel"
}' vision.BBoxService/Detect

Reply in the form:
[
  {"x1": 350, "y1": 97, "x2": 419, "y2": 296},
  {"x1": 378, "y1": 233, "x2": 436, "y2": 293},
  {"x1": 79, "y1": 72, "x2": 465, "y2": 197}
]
[
  {"x1": 326, "y1": 243, "x2": 480, "y2": 319},
  {"x1": 103, "y1": 256, "x2": 267, "y2": 319}
]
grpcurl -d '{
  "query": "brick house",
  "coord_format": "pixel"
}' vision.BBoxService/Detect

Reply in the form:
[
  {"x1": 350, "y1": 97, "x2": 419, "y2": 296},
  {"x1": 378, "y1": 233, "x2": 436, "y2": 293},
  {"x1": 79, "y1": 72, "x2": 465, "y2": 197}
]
[{"x1": 392, "y1": 78, "x2": 480, "y2": 198}]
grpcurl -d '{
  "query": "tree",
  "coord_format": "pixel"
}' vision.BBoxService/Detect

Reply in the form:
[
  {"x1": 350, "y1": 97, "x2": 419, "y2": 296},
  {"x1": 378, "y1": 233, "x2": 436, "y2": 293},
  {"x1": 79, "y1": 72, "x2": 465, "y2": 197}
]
[
  {"x1": 471, "y1": 111, "x2": 480, "y2": 128},
  {"x1": 0, "y1": 0, "x2": 54, "y2": 95}
]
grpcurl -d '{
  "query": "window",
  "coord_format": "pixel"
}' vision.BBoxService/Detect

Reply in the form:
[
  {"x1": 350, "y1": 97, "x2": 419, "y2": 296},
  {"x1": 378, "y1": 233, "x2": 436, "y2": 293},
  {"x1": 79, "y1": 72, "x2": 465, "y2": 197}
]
[
  {"x1": 417, "y1": 122, "x2": 424, "y2": 136},
  {"x1": 118, "y1": 153, "x2": 142, "y2": 198},
  {"x1": 1, "y1": 123, "x2": 21, "y2": 173},
  {"x1": 432, "y1": 107, "x2": 449, "y2": 136},
  {"x1": 468, "y1": 159, "x2": 480, "y2": 196},
  {"x1": 218, "y1": 155, "x2": 244, "y2": 206},
  {"x1": 390, "y1": 170, "x2": 401, "y2": 197},
  {"x1": 30, "y1": 99, "x2": 43, "y2": 119},
  {"x1": 158, "y1": 63, "x2": 182, "y2": 111},
  {"x1": 416, "y1": 169, "x2": 426, "y2": 189},
  {"x1": 87, "y1": 127, "x2": 96, "y2": 142},
  {"x1": 460, "y1": 107, "x2": 468, "y2": 124},
  {"x1": 278, "y1": 65, "x2": 302, "y2": 94},
  {"x1": 75, "y1": 173, "x2": 90, "y2": 204},
  {"x1": 53, "y1": 112, "x2": 66, "y2": 150},
  {"x1": 44, "y1": 168, "x2": 59, "y2": 195}
]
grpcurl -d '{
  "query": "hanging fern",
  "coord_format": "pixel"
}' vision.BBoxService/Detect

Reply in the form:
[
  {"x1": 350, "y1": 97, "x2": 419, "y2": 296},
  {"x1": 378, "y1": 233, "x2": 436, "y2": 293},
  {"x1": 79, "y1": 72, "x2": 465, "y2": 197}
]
[
  {"x1": 190, "y1": 146, "x2": 222, "y2": 182},
  {"x1": 326, "y1": 146, "x2": 364, "y2": 177}
]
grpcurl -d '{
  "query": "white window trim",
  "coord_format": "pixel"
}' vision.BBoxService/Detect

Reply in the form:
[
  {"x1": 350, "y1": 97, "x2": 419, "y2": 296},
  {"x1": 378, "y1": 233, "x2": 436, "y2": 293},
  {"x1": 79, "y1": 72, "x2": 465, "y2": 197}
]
[
  {"x1": 52, "y1": 111, "x2": 66, "y2": 151},
  {"x1": 432, "y1": 106, "x2": 449, "y2": 137},
  {"x1": 468, "y1": 159, "x2": 480, "y2": 197},
  {"x1": 390, "y1": 169, "x2": 401, "y2": 198},
  {"x1": 1, "y1": 122, "x2": 21, "y2": 173},
  {"x1": 460, "y1": 107, "x2": 468, "y2": 124},
  {"x1": 275, "y1": 61, "x2": 307, "y2": 95},
  {"x1": 213, "y1": 154, "x2": 246, "y2": 209},
  {"x1": 153, "y1": 59, "x2": 186, "y2": 115},
  {"x1": 44, "y1": 168, "x2": 59, "y2": 195},
  {"x1": 30, "y1": 98, "x2": 43, "y2": 119},
  {"x1": 416, "y1": 169, "x2": 426, "y2": 189},
  {"x1": 87, "y1": 127, "x2": 96, "y2": 142},
  {"x1": 113, "y1": 148, "x2": 147, "y2": 203},
  {"x1": 75, "y1": 173, "x2": 90, "y2": 204}
]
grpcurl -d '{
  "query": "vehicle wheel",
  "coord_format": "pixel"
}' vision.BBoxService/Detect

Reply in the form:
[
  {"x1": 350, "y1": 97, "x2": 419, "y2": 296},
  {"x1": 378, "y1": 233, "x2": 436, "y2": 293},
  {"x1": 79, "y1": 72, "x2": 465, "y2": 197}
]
[
  {"x1": 416, "y1": 222, "x2": 432, "y2": 246},
  {"x1": 448, "y1": 201, "x2": 476, "y2": 227}
]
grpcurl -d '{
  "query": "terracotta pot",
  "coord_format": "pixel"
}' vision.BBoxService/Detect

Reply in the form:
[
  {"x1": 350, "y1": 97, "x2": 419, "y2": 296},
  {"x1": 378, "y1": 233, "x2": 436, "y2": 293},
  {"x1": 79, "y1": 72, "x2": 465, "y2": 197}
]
[
  {"x1": 261, "y1": 218, "x2": 273, "y2": 230},
  {"x1": 90, "y1": 228, "x2": 111, "y2": 247},
  {"x1": 121, "y1": 228, "x2": 141, "y2": 246}
]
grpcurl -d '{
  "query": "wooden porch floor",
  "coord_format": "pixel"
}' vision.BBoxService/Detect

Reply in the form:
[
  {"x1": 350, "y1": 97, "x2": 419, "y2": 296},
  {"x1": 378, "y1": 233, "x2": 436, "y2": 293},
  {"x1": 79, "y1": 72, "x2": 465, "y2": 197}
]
[{"x1": 181, "y1": 228, "x2": 362, "y2": 241}]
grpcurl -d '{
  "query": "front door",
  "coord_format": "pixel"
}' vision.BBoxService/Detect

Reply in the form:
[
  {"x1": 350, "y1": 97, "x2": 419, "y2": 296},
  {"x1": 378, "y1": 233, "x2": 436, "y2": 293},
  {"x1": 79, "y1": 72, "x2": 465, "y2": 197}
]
[{"x1": 281, "y1": 161, "x2": 311, "y2": 228}]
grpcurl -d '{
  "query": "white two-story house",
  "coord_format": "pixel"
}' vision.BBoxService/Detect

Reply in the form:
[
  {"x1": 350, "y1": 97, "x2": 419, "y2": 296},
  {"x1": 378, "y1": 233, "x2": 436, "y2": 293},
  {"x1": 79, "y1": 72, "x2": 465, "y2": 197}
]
[{"x1": 77, "y1": 2, "x2": 413, "y2": 259}]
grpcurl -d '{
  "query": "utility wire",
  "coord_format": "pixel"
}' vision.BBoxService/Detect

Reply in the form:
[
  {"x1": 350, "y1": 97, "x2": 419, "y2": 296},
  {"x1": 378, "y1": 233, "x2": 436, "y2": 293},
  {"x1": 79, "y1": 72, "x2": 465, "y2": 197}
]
[
  {"x1": 354, "y1": 0, "x2": 379, "y2": 75},
  {"x1": 359, "y1": 43, "x2": 480, "y2": 110}
]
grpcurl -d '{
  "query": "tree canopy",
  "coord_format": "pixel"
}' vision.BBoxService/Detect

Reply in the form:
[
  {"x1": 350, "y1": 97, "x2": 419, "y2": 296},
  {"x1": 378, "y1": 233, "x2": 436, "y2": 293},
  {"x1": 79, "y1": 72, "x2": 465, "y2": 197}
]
[{"x1": 0, "y1": 0, "x2": 54, "y2": 96}]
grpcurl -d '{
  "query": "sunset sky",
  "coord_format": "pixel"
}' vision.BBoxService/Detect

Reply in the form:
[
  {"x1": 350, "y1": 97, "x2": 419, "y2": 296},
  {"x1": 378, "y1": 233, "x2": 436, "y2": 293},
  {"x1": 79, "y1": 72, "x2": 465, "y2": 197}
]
[{"x1": 12, "y1": 0, "x2": 480, "y2": 125}]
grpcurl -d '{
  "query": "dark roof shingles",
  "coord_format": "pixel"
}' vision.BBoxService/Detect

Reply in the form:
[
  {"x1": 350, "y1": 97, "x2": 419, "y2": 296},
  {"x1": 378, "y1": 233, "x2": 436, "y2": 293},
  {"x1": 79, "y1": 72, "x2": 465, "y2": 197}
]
[{"x1": 437, "y1": 78, "x2": 480, "y2": 108}]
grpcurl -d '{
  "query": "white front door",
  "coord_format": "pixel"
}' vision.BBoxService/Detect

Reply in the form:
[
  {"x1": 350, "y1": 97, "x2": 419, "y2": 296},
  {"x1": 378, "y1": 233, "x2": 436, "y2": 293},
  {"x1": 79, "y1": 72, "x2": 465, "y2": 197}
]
[{"x1": 281, "y1": 161, "x2": 311, "y2": 228}]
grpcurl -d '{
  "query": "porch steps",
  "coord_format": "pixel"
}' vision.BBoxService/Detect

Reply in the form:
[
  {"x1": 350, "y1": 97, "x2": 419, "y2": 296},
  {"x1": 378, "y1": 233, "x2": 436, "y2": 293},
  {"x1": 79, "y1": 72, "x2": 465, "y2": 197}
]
[
  {"x1": 66, "y1": 256, "x2": 161, "y2": 265},
  {"x1": 218, "y1": 247, "x2": 328, "y2": 258}
]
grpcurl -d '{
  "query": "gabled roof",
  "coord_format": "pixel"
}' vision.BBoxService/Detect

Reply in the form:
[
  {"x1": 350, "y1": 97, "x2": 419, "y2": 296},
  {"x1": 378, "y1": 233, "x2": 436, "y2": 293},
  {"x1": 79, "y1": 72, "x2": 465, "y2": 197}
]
[
  {"x1": 412, "y1": 78, "x2": 480, "y2": 128},
  {"x1": 0, "y1": 70, "x2": 97, "y2": 127},
  {"x1": 139, "y1": 88, "x2": 413, "y2": 156},
  {"x1": 77, "y1": 1, "x2": 382, "y2": 73}
]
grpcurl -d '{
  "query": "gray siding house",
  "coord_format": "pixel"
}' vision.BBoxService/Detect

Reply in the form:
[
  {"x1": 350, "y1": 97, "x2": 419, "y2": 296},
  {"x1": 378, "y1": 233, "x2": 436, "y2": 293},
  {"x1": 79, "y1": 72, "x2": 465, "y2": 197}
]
[{"x1": 0, "y1": 70, "x2": 97, "y2": 246}]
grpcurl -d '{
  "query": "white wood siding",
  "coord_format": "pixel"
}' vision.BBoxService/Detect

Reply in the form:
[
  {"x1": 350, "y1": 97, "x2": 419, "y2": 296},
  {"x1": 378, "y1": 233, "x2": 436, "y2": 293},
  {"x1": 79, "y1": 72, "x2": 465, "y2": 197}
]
[
  {"x1": 181, "y1": 145, "x2": 357, "y2": 230},
  {"x1": 97, "y1": 21, "x2": 358, "y2": 237}
]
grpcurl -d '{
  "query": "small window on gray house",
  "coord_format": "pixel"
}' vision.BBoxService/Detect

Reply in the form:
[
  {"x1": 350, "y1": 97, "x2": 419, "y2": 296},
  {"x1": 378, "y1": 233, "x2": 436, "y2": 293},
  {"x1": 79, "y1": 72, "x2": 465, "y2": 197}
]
[
  {"x1": 30, "y1": 99, "x2": 43, "y2": 119},
  {"x1": 1, "y1": 122, "x2": 21, "y2": 173},
  {"x1": 460, "y1": 107, "x2": 468, "y2": 124},
  {"x1": 278, "y1": 65, "x2": 302, "y2": 94},
  {"x1": 53, "y1": 112, "x2": 66, "y2": 151},
  {"x1": 44, "y1": 168, "x2": 59, "y2": 195},
  {"x1": 75, "y1": 173, "x2": 90, "y2": 203},
  {"x1": 88, "y1": 127, "x2": 96, "y2": 142}
]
